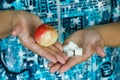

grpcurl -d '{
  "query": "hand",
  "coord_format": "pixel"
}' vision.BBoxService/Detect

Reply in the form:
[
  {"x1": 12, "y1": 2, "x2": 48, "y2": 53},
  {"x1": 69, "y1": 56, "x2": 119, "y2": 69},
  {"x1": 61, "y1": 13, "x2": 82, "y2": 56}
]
[
  {"x1": 11, "y1": 11, "x2": 68, "y2": 64},
  {"x1": 48, "y1": 28, "x2": 105, "y2": 73}
]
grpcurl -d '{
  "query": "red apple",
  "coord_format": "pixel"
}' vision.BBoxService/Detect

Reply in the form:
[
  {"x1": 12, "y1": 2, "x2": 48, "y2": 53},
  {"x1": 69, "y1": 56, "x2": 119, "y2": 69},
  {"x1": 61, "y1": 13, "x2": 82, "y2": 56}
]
[{"x1": 34, "y1": 24, "x2": 58, "y2": 47}]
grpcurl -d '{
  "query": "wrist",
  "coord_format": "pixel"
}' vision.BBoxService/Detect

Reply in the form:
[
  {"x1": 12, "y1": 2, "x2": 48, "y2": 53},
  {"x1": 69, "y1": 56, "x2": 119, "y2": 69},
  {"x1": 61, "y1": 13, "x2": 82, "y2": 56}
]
[{"x1": 0, "y1": 10, "x2": 17, "y2": 38}]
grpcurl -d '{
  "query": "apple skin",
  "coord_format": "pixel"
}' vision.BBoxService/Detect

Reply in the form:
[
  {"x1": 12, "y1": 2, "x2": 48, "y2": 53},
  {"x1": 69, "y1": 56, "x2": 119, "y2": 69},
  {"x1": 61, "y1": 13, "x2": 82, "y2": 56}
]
[{"x1": 34, "y1": 24, "x2": 58, "y2": 47}]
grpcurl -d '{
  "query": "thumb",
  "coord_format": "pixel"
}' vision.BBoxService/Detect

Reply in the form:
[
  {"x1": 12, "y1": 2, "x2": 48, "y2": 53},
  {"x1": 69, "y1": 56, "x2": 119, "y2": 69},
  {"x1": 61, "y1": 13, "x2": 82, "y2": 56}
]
[
  {"x1": 95, "y1": 45, "x2": 105, "y2": 57},
  {"x1": 31, "y1": 14, "x2": 42, "y2": 29},
  {"x1": 12, "y1": 26, "x2": 21, "y2": 36}
]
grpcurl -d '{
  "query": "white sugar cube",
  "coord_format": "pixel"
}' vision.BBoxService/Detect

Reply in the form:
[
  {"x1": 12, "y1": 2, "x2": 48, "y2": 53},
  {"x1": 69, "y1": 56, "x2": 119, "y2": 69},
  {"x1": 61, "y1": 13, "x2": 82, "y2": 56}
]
[
  {"x1": 67, "y1": 50, "x2": 74, "y2": 57},
  {"x1": 67, "y1": 41, "x2": 79, "y2": 50},
  {"x1": 74, "y1": 48, "x2": 83, "y2": 56},
  {"x1": 63, "y1": 41, "x2": 82, "y2": 57},
  {"x1": 63, "y1": 45, "x2": 70, "y2": 53}
]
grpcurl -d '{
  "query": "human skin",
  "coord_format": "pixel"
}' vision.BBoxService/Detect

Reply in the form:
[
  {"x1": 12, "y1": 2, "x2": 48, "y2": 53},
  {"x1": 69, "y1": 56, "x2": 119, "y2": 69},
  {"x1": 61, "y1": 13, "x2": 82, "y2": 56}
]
[
  {"x1": 0, "y1": 10, "x2": 68, "y2": 64},
  {"x1": 48, "y1": 22, "x2": 120, "y2": 73}
]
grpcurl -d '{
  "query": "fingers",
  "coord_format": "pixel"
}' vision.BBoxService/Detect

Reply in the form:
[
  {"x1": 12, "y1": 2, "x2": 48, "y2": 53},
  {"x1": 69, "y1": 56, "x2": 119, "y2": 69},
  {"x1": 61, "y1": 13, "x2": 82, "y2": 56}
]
[
  {"x1": 44, "y1": 45, "x2": 67, "y2": 64},
  {"x1": 52, "y1": 42, "x2": 68, "y2": 60},
  {"x1": 54, "y1": 42, "x2": 64, "y2": 51},
  {"x1": 20, "y1": 35, "x2": 68, "y2": 64},
  {"x1": 59, "y1": 56, "x2": 81, "y2": 73},
  {"x1": 49, "y1": 46, "x2": 68, "y2": 61},
  {"x1": 31, "y1": 15, "x2": 68, "y2": 64},
  {"x1": 59, "y1": 45, "x2": 93, "y2": 73},
  {"x1": 48, "y1": 44, "x2": 103, "y2": 73},
  {"x1": 48, "y1": 62, "x2": 62, "y2": 73},
  {"x1": 49, "y1": 62, "x2": 62, "y2": 73},
  {"x1": 12, "y1": 12, "x2": 67, "y2": 64},
  {"x1": 20, "y1": 36, "x2": 58, "y2": 63},
  {"x1": 58, "y1": 45, "x2": 105, "y2": 73},
  {"x1": 48, "y1": 62, "x2": 54, "y2": 68},
  {"x1": 29, "y1": 44, "x2": 57, "y2": 63}
]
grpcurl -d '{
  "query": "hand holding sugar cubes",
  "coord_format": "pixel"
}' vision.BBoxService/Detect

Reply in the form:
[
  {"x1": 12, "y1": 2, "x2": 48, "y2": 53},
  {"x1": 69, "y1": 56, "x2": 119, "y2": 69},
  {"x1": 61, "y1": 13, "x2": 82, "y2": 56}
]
[{"x1": 63, "y1": 41, "x2": 83, "y2": 57}]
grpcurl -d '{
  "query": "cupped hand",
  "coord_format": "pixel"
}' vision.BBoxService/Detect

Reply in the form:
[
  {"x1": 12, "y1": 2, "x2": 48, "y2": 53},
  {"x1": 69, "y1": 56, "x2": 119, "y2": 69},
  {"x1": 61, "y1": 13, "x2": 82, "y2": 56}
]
[
  {"x1": 48, "y1": 28, "x2": 105, "y2": 73},
  {"x1": 11, "y1": 11, "x2": 67, "y2": 64}
]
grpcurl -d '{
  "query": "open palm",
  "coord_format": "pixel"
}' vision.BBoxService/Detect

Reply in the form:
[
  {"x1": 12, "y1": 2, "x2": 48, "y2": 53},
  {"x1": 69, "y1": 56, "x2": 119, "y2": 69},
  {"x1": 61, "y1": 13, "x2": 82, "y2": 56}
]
[
  {"x1": 11, "y1": 11, "x2": 67, "y2": 64},
  {"x1": 48, "y1": 28, "x2": 105, "y2": 73}
]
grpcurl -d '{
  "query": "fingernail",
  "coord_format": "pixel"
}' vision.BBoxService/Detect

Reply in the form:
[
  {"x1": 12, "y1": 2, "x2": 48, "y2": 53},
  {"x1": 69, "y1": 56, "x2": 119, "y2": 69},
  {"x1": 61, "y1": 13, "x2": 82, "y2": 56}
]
[
  {"x1": 102, "y1": 54, "x2": 106, "y2": 58},
  {"x1": 62, "y1": 60, "x2": 66, "y2": 64},
  {"x1": 60, "y1": 70, "x2": 64, "y2": 74},
  {"x1": 65, "y1": 56, "x2": 69, "y2": 60},
  {"x1": 52, "y1": 59, "x2": 57, "y2": 63}
]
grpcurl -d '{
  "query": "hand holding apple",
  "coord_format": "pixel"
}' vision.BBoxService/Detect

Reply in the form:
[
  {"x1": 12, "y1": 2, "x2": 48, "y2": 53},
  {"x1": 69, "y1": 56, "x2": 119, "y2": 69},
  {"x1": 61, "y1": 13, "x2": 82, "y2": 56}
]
[
  {"x1": 10, "y1": 10, "x2": 67, "y2": 64},
  {"x1": 34, "y1": 24, "x2": 58, "y2": 47},
  {"x1": 34, "y1": 24, "x2": 68, "y2": 64}
]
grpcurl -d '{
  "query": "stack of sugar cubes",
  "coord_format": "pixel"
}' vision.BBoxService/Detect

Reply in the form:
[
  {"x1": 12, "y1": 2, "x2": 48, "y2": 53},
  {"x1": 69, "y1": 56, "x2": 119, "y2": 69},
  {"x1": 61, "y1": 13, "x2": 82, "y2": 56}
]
[{"x1": 63, "y1": 41, "x2": 83, "y2": 57}]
